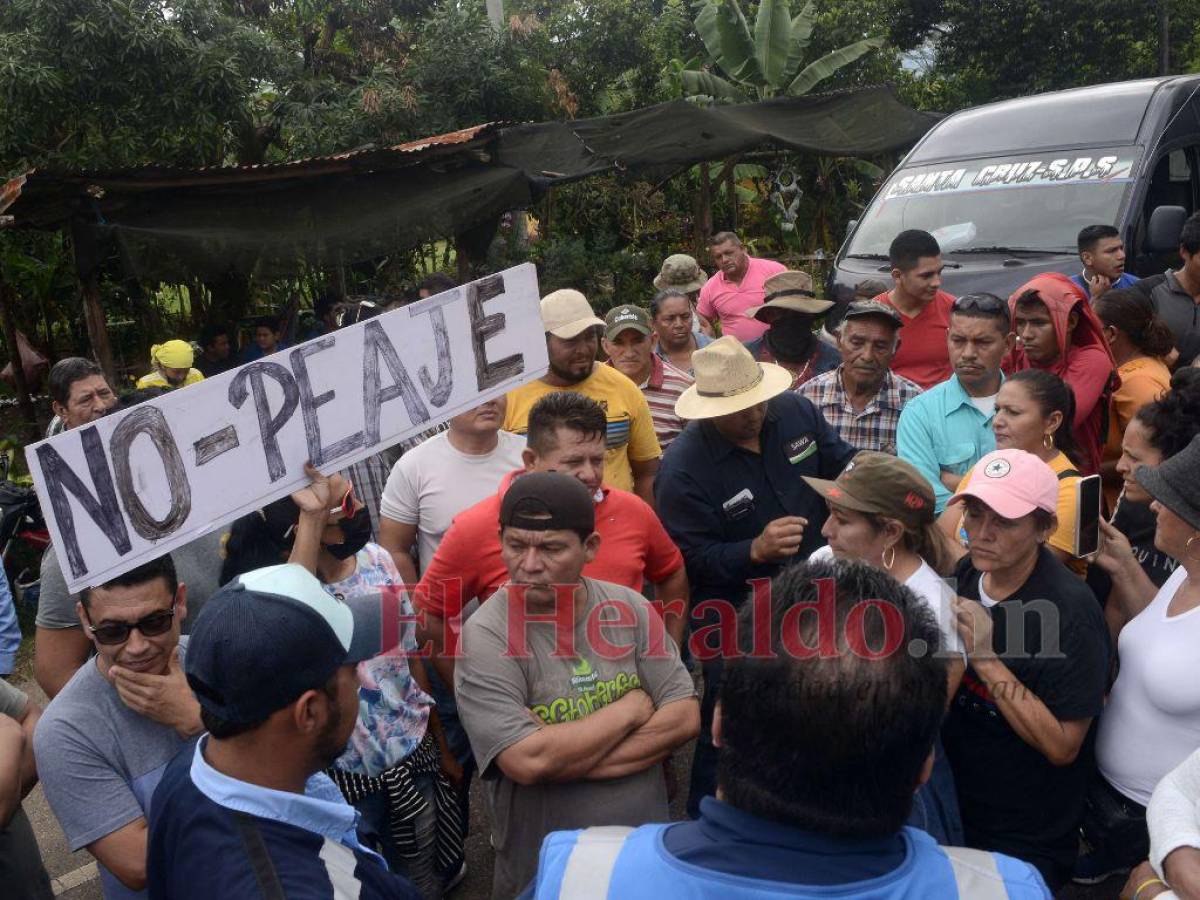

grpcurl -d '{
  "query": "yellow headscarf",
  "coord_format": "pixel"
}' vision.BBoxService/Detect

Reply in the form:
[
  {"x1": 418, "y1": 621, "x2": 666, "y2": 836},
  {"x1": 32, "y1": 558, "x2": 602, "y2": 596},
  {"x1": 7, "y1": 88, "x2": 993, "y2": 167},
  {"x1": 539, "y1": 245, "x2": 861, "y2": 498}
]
[{"x1": 150, "y1": 339, "x2": 194, "y2": 370}]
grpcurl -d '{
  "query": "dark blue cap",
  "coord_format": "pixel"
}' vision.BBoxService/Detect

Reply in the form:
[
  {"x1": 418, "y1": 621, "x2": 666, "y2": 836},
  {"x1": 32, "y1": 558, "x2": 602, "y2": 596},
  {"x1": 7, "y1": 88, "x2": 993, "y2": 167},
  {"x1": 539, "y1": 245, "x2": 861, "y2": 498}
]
[{"x1": 185, "y1": 563, "x2": 386, "y2": 725}]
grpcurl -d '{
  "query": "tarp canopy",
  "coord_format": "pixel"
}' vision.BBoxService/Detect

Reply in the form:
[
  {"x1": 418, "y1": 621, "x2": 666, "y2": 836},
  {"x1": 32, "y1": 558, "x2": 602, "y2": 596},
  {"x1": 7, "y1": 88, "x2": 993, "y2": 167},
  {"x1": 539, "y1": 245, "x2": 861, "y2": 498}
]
[{"x1": 2, "y1": 87, "x2": 937, "y2": 281}]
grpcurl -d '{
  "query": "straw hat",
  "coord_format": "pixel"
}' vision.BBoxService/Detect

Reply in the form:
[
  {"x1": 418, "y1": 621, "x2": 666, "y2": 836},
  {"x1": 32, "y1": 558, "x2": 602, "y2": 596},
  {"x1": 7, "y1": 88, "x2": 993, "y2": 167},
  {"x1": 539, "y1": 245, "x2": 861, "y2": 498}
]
[
  {"x1": 653, "y1": 254, "x2": 708, "y2": 293},
  {"x1": 541, "y1": 289, "x2": 606, "y2": 339},
  {"x1": 674, "y1": 335, "x2": 793, "y2": 419},
  {"x1": 746, "y1": 270, "x2": 833, "y2": 319}
]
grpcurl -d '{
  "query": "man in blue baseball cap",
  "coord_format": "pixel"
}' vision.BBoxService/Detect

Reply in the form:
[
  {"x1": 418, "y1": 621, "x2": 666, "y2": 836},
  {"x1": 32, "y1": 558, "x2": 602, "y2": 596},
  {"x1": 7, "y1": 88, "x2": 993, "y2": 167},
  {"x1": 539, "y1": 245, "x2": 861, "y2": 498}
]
[{"x1": 146, "y1": 563, "x2": 419, "y2": 899}]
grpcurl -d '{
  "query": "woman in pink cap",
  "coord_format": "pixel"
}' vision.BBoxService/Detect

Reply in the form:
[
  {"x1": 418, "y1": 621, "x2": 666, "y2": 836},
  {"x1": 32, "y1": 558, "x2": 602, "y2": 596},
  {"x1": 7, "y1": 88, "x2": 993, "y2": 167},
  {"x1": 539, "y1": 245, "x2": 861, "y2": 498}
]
[{"x1": 940, "y1": 447, "x2": 1110, "y2": 892}]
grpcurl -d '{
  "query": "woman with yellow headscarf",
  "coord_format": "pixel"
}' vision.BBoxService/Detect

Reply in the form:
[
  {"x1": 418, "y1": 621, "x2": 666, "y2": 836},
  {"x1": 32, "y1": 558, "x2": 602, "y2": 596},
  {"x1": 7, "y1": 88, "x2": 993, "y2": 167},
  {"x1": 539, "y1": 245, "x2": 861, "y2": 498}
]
[{"x1": 136, "y1": 339, "x2": 205, "y2": 389}]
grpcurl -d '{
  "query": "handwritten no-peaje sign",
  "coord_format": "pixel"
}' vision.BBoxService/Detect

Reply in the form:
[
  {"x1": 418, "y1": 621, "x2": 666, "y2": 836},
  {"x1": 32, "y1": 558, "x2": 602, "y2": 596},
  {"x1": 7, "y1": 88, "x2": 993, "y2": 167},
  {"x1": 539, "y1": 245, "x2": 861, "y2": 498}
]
[{"x1": 30, "y1": 264, "x2": 547, "y2": 592}]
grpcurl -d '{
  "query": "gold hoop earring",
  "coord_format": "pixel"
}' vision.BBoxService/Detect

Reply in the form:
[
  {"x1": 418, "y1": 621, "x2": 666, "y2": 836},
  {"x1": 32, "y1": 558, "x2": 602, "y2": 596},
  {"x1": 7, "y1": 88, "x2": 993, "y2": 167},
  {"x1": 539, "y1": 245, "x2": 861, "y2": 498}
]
[
  {"x1": 1187, "y1": 535, "x2": 1200, "y2": 561},
  {"x1": 882, "y1": 545, "x2": 896, "y2": 570},
  {"x1": 1043, "y1": 433, "x2": 1055, "y2": 451}
]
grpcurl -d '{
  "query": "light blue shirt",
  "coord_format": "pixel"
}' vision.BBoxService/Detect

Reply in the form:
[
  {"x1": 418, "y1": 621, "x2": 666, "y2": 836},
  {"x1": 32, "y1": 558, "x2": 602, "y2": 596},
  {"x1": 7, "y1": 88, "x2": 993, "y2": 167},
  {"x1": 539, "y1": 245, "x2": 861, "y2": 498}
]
[
  {"x1": 896, "y1": 373, "x2": 1001, "y2": 514},
  {"x1": 189, "y1": 736, "x2": 385, "y2": 866}
]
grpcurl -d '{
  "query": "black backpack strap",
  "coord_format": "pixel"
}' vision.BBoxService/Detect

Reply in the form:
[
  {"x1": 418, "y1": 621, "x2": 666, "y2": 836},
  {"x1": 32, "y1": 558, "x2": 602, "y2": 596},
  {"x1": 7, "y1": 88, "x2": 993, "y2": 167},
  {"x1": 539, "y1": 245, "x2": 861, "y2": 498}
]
[
  {"x1": 232, "y1": 812, "x2": 286, "y2": 900},
  {"x1": 1057, "y1": 468, "x2": 1082, "y2": 480}
]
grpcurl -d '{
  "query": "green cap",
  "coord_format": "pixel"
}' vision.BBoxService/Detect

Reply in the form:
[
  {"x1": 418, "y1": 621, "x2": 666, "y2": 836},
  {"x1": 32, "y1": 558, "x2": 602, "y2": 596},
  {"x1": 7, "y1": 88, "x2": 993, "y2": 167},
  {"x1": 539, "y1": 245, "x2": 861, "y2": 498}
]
[
  {"x1": 803, "y1": 451, "x2": 935, "y2": 528},
  {"x1": 604, "y1": 304, "x2": 652, "y2": 341}
]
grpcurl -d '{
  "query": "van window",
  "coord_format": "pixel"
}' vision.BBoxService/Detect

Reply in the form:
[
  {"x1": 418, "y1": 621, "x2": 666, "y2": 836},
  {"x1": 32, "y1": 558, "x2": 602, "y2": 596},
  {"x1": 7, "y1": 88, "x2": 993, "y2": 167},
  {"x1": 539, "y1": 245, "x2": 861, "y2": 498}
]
[{"x1": 846, "y1": 147, "x2": 1139, "y2": 257}]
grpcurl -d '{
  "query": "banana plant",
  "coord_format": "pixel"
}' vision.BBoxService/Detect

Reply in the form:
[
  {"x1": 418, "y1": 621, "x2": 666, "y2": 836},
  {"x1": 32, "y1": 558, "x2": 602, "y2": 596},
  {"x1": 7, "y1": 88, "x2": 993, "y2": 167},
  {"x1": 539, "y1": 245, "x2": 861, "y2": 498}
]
[{"x1": 682, "y1": 0, "x2": 884, "y2": 103}]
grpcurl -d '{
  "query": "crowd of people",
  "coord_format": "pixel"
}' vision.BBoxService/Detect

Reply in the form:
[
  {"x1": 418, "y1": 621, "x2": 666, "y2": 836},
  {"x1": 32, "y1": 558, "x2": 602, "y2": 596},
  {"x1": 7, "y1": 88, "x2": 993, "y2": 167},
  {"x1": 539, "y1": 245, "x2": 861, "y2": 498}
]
[{"x1": 5, "y1": 219, "x2": 1200, "y2": 900}]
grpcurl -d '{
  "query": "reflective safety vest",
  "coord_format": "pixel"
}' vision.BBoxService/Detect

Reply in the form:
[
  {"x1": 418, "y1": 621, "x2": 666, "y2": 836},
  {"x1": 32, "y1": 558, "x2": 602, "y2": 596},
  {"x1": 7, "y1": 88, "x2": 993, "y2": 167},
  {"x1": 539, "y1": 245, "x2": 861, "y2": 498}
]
[{"x1": 531, "y1": 824, "x2": 1052, "y2": 899}]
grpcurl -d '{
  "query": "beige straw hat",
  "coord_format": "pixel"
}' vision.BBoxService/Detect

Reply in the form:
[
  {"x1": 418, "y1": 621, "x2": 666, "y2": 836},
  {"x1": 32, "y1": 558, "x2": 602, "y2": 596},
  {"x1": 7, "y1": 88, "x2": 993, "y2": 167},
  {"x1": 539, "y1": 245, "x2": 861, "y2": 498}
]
[
  {"x1": 746, "y1": 270, "x2": 833, "y2": 319},
  {"x1": 674, "y1": 335, "x2": 793, "y2": 419}
]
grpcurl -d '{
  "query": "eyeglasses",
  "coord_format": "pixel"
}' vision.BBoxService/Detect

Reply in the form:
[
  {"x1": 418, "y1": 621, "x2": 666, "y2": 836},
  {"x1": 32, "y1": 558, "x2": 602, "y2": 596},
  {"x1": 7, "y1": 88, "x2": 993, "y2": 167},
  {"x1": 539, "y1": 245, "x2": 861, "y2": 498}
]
[
  {"x1": 951, "y1": 293, "x2": 1007, "y2": 314},
  {"x1": 84, "y1": 603, "x2": 177, "y2": 645}
]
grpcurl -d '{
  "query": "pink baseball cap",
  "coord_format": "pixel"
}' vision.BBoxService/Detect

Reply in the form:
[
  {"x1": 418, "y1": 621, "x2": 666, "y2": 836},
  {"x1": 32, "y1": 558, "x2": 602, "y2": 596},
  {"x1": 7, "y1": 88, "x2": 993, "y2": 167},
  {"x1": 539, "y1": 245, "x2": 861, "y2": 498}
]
[{"x1": 948, "y1": 449, "x2": 1058, "y2": 520}]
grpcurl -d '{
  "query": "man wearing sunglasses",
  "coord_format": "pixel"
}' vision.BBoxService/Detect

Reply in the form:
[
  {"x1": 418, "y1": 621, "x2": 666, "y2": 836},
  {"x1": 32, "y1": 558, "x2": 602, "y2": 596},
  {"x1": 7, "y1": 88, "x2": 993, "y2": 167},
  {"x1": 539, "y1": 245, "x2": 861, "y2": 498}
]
[
  {"x1": 897, "y1": 293, "x2": 1016, "y2": 513},
  {"x1": 33, "y1": 554, "x2": 200, "y2": 900}
]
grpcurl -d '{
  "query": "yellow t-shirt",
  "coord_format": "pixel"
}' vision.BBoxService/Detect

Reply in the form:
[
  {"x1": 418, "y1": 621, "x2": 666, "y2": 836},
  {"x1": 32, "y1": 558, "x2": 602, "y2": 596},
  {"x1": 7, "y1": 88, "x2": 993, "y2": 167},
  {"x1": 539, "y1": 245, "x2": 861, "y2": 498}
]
[
  {"x1": 135, "y1": 368, "x2": 205, "y2": 390},
  {"x1": 957, "y1": 451, "x2": 1085, "y2": 576},
  {"x1": 503, "y1": 363, "x2": 662, "y2": 492}
]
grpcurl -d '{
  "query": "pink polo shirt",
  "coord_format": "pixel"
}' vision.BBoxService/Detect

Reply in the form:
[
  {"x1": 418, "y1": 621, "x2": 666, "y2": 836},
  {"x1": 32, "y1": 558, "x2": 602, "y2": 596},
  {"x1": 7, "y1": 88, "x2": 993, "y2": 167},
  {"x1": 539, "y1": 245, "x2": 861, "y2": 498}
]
[{"x1": 697, "y1": 256, "x2": 787, "y2": 342}]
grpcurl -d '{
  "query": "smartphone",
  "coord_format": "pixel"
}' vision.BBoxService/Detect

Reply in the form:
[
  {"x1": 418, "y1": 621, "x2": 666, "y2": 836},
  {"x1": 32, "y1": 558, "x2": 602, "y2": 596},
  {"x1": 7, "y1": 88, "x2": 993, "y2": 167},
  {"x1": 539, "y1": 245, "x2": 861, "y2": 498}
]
[{"x1": 1074, "y1": 474, "x2": 1102, "y2": 557}]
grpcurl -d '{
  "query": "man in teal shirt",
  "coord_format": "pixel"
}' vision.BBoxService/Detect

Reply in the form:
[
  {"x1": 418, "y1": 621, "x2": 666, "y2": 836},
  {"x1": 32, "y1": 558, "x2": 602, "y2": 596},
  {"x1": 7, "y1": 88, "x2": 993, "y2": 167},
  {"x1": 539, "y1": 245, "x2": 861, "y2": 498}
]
[{"x1": 897, "y1": 294, "x2": 1016, "y2": 513}]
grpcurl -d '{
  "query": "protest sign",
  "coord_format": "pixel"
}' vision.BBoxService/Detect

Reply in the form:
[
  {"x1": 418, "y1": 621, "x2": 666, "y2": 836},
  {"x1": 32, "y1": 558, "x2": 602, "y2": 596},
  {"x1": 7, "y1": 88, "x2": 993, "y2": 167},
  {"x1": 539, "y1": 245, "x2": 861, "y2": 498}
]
[{"x1": 29, "y1": 263, "x2": 547, "y2": 592}]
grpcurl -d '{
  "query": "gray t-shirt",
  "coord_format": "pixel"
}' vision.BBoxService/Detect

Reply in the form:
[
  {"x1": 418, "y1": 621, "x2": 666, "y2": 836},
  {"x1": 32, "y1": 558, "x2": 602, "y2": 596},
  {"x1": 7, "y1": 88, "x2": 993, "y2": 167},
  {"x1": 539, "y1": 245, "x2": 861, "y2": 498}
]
[
  {"x1": 36, "y1": 531, "x2": 224, "y2": 631},
  {"x1": 455, "y1": 577, "x2": 696, "y2": 899},
  {"x1": 33, "y1": 639, "x2": 195, "y2": 900}
]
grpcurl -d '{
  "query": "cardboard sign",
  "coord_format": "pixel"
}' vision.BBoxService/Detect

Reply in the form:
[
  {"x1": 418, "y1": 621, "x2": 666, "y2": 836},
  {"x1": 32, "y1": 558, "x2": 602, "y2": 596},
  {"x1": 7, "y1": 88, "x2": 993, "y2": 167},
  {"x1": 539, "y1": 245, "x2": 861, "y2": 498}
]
[{"x1": 30, "y1": 264, "x2": 547, "y2": 592}]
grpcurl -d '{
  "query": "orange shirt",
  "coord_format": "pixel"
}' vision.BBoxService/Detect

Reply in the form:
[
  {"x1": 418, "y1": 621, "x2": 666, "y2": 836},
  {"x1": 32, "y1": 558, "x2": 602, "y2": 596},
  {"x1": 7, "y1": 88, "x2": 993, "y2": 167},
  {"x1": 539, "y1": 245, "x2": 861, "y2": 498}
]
[
  {"x1": 414, "y1": 470, "x2": 684, "y2": 652},
  {"x1": 1103, "y1": 356, "x2": 1171, "y2": 505},
  {"x1": 874, "y1": 290, "x2": 956, "y2": 390}
]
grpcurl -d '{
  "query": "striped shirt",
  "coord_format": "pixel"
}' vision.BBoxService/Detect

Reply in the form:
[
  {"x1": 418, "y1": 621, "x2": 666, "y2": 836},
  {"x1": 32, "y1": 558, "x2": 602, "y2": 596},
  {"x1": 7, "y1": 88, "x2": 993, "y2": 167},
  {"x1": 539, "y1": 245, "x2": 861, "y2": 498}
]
[
  {"x1": 798, "y1": 366, "x2": 922, "y2": 455},
  {"x1": 608, "y1": 355, "x2": 693, "y2": 449}
]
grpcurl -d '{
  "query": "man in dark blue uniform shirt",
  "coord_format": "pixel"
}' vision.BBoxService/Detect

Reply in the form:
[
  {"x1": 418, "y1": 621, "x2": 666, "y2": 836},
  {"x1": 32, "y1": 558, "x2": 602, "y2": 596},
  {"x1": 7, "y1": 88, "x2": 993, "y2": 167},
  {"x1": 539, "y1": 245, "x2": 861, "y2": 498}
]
[{"x1": 655, "y1": 335, "x2": 855, "y2": 815}]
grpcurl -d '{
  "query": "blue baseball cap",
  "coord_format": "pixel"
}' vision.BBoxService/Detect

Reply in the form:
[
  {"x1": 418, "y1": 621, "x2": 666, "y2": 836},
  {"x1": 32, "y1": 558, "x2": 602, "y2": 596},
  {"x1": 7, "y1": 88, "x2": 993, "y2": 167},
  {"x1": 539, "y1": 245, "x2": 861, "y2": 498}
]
[{"x1": 185, "y1": 563, "x2": 386, "y2": 725}]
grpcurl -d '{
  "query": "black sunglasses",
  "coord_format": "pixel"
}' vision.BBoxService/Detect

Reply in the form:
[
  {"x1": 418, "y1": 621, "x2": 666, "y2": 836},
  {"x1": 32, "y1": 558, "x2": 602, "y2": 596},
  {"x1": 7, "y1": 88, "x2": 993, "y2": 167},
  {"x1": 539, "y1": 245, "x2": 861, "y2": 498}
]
[
  {"x1": 951, "y1": 293, "x2": 1007, "y2": 314},
  {"x1": 84, "y1": 602, "x2": 177, "y2": 646}
]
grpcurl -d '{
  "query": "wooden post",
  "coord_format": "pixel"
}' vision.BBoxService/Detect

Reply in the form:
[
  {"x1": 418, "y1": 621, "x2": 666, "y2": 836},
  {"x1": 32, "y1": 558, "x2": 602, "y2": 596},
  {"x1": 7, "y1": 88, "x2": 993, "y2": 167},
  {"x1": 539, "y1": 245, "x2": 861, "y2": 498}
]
[
  {"x1": 80, "y1": 270, "x2": 116, "y2": 382},
  {"x1": 1159, "y1": 0, "x2": 1170, "y2": 75},
  {"x1": 69, "y1": 222, "x2": 116, "y2": 382},
  {"x1": 0, "y1": 281, "x2": 40, "y2": 439},
  {"x1": 694, "y1": 164, "x2": 713, "y2": 255}
]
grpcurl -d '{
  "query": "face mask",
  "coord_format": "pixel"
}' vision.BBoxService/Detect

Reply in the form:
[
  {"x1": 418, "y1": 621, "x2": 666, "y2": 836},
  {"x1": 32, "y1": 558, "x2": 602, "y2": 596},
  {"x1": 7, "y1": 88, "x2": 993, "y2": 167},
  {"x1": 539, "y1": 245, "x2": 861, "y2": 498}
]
[
  {"x1": 765, "y1": 314, "x2": 816, "y2": 363},
  {"x1": 326, "y1": 507, "x2": 371, "y2": 560}
]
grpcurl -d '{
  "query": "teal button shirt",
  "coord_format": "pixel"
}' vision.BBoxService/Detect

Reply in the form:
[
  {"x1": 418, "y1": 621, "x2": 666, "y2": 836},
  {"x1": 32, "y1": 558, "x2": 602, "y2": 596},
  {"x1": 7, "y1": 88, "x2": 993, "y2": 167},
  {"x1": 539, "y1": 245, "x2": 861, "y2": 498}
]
[{"x1": 896, "y1": 374, "x2": 1000, "y2": 514}]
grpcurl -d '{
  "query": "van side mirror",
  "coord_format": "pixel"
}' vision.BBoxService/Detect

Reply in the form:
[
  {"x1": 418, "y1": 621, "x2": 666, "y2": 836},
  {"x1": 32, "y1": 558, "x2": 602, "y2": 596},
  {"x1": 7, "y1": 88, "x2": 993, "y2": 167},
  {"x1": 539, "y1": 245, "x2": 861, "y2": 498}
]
[
  {"x1": 1146, "y1": 205, "x2": 1187, "y2": 254},
  {"x1": 845, "y1": 219, "x2": 858, "y2": 239}
]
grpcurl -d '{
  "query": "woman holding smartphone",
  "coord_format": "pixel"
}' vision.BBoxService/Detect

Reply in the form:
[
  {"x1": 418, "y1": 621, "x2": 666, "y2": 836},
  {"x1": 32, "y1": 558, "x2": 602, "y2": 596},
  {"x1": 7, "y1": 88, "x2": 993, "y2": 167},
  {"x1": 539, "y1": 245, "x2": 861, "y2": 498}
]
[
  {"x1": 938, "y1": 368, "x2": 1089, "y2": 576},
  {"x1": 942, "y1": 448, "x2": 1109, "y2": 892},
  {"x1": 1078, "y1": 436, "x2": 1200, "y2": 885}
]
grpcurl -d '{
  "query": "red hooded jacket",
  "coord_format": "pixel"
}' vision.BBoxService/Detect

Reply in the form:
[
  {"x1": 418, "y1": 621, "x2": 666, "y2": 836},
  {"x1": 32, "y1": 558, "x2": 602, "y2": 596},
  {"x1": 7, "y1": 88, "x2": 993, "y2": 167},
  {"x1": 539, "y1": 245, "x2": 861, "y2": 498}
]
[{"x1": 1008, "y1": 273, "x2": 1120, "y2": 475}]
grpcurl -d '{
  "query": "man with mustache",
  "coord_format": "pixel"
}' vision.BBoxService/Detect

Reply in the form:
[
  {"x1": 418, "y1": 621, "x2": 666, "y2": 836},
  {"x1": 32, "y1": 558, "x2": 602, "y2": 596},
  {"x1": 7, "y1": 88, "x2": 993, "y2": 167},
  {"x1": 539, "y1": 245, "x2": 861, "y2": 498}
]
[
  {"x1": 34, "y1": 555, "x2": 201, "y2": 899},
  {"x1": 798, "y1": 300, "x2": 921, "y2": 455},
  {"x1": 504, "y1": 290, "x2": 661, "y2": 506}
]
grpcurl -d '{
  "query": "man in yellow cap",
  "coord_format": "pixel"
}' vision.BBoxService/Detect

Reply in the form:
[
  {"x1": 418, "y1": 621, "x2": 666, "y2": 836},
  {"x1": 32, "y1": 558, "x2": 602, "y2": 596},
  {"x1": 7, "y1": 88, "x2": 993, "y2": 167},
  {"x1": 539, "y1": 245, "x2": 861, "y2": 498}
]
[{"x1": 136, "y1": 340, "x2": 205, "y2": 390}]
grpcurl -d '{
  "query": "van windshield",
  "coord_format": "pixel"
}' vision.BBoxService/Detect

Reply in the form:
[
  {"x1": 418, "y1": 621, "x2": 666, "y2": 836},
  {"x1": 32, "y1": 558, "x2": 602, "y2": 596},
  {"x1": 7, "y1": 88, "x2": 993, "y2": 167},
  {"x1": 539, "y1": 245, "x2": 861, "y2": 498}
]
[{"x1": 845, "y1": 147, "x2": 1139, "y2": 257}]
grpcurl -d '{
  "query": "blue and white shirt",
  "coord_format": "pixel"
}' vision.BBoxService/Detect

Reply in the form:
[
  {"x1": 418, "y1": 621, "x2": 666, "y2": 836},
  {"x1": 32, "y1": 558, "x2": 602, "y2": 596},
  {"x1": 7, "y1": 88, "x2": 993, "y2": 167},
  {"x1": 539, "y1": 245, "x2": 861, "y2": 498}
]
[{"x1": 147, "y1": 738, "x2": 420, "y2": 899}]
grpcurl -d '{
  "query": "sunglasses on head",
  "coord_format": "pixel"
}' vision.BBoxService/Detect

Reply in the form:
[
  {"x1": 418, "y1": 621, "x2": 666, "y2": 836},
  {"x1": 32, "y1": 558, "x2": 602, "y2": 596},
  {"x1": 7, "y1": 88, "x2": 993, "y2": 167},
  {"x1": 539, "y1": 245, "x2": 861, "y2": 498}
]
[
  {"x1": 84, "y1": 602, "x2": 177, "y2": 646},
  {"x1": 951, "y1": 293, "x2": 1007, "y2": 314}
]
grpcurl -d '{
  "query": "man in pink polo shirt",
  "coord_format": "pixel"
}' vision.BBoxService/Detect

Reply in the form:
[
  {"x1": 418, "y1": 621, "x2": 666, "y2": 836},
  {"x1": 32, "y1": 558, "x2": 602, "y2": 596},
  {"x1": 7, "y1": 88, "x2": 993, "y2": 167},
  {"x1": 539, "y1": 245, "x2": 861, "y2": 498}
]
[{"x1": 696, "y1": 231, "x2": 786, "y2": 344}]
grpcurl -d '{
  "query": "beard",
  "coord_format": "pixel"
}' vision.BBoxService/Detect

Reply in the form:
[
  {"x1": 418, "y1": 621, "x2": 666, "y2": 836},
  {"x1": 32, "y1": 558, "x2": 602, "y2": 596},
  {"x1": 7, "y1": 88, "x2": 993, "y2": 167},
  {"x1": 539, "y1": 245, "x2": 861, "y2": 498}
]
[
  {"x1": 548, "y1": 358, "x2": 591, "y2": 384},
  {"x1": 314, "y1": 692, "x2": 349, "y2": 769}
]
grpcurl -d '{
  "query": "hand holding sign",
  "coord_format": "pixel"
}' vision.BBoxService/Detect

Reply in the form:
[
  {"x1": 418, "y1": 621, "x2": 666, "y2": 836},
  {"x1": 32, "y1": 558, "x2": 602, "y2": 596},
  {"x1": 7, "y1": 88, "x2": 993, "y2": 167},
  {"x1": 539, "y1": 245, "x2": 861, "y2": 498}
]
[{"x1": 31, "y1": 264, "x2": 547, "y2": 593}]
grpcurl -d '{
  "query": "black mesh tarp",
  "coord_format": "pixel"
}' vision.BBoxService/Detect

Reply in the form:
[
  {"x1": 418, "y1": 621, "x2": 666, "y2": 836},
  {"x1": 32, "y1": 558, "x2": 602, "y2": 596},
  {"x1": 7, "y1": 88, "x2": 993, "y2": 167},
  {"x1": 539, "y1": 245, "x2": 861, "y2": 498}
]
[{"x1": 5, "y1": 87, "x2": 937, "y2": 281}]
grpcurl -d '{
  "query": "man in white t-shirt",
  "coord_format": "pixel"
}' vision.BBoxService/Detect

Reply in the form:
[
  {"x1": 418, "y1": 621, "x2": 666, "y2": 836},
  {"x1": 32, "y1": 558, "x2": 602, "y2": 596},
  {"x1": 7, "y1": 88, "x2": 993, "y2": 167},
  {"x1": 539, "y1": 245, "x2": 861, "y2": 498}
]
[{"x1": 378, "y1": 397, "x2": 525, "y2": 584}]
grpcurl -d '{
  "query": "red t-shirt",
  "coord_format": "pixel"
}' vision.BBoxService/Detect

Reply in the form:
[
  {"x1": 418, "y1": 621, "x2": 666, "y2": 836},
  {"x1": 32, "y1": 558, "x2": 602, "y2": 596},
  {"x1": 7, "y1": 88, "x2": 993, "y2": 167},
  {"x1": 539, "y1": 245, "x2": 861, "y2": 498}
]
[
  {"x1": 413, "y1": 470, "x2": 684, "y2": 652},
  {"x1": 874, "y1": 290, "x2": 956, "y2": 390}
]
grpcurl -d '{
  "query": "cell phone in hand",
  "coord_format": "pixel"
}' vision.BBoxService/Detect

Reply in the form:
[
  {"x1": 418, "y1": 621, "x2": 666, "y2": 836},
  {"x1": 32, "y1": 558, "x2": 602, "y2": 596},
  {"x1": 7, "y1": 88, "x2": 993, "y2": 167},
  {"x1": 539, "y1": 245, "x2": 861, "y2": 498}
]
[{"x1": 1074, "y1": 474, "x2": 1102, "y2": 558}]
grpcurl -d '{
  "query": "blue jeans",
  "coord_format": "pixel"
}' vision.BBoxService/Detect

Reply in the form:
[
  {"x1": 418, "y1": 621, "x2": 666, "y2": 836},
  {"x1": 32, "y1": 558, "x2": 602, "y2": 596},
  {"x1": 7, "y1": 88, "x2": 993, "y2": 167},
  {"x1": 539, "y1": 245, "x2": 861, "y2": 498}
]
[
  {"x1": 0, "y1": 569, "x2": 19, "y2": 676},
  {"x1": 907, "y1": 738, "x2": 964, "y2": 846}
]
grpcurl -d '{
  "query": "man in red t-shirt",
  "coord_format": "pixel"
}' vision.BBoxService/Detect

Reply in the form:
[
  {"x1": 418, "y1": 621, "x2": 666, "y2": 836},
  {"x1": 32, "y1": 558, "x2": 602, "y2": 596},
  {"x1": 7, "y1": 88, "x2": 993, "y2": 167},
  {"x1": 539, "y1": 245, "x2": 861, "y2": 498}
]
[
  {"x1": 414, "y1": 391, "x2": 689, "y2": 688},
  {"x1": 872, "y1": 229, "x2": 956, "y2": 390}
]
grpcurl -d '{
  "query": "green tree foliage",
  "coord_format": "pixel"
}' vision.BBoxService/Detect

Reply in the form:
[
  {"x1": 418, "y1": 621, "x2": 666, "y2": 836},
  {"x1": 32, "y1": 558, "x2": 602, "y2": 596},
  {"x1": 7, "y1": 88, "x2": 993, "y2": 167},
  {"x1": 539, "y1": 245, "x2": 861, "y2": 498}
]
[
  {"x1": 0, "y1": 0, "x2": 278, "y2": 172},
  {"x1": 899, "y1": 0, "x2": 1200, "y2": 109},
  {"x1": 682, "y1": 0, "x2": 884, "y2": 102}
]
